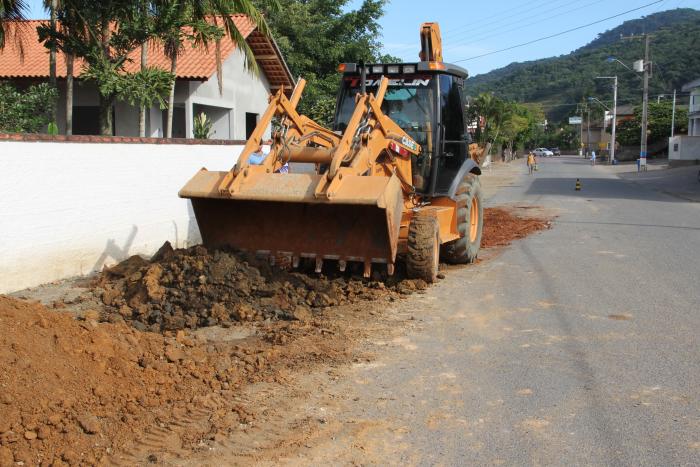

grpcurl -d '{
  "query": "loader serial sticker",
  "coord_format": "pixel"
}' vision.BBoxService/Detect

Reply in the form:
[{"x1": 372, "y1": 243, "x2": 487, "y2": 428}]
[
  {"x1": 346, "y1": 77, "x2": 432, "y2": 88},
  {"x1": 401, "y1": 136, "x2": 418, "y2": 152}
]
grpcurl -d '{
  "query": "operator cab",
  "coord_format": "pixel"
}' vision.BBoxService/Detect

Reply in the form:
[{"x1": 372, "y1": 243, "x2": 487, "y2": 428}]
[{"x1": 334, "y1": 61, "x2": 471, "y2": 197}]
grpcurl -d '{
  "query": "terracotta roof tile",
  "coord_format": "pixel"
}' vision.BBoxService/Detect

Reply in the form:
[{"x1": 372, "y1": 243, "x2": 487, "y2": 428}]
[{"x1": 0, "y1": 17, "x2": 292, "y2": 89}]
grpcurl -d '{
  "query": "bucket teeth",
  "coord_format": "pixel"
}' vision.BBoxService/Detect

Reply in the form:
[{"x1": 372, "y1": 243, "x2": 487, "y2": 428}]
[
  {"x1": 315, "y1": 257, "x2": 323, "y2": 274},
  {"x1": 338, "y1": 260, "x2": 347, "y2": 272},
  {"x1": 387, "y1": 263, "x2": 395, "y2": 276},
  {"x1": 292, "y1": 255, "x2": 300, "y2": 268},
  {"x1": 363, "y1": 260, "x2": 372, "y2": 279}
]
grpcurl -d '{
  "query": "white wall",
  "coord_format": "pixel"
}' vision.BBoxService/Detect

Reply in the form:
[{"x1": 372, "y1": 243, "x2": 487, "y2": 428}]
[
  {"x1": 0, "y1": 140, "x2": 243, "y2": 293},
  {"x1": 669, "y1": 135, "x2": 700, "y2": 161}
]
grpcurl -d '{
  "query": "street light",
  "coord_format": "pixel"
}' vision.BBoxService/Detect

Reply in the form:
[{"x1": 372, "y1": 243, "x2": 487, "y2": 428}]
[
  {"x1": 588, "y1": 96, "x2": 611, "y2": 111},
  {"x1": 606, "y1": 57, "x2": 642, "y2": 79},
  {"x1": 609, "y1": 37, "x2": 651, "y2": 170},
  {"x1": 594, "y1": 75, "x2": 618, "y2": 164}
]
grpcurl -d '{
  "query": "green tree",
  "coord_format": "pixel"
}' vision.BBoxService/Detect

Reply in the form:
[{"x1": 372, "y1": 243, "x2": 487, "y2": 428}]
[
  {"x1": 0, "y1": 82, "x2": 58, "y2": 133},
  {"x1": 0, "y1": 0, "x2": 27, "y2": 49},
  {"x1": 39, "y1": 0, "x2": 151, "y2": 135},
  {"x1": 468, "y1": 92, "x2": 506, "y2": 148},
  {"x1": 155, "y1": 0, "x2": 274, "y2": 138},
  {"x1": 616, "y1": 101, "x2": 688, "y2": 146},
  {"x1": 41, "y1": 0, "x2": 79, "y2": 134},
  {"x1": 254, "y1": 0, "x2": 389, "y2": 126}
]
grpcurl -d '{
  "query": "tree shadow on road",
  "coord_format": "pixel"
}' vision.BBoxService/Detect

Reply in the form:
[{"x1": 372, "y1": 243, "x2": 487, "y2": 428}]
[{"x1": 525, "y1": 177, "x2": 690, "y2": 203}]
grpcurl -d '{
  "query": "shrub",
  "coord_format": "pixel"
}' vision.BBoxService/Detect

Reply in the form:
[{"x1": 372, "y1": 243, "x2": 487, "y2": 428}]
[{"x1": 0, "y1": 82, "x2": 58, "y2": 133}]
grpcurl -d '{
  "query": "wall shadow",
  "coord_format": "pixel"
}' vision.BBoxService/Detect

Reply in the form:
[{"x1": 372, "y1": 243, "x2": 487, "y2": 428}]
[{"x1": 91, "y1": 225, "x2": 138, "y2": 272}]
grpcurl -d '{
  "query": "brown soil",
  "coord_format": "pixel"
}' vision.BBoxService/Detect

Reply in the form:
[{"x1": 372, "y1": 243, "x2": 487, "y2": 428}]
[
  {"x1": 92, "y1": 243, "x2": 428, "y2": 333},
  {"x1": 0, "y1": 295, "x2": 358, "y2": 466},
  {"x1": 0, "y1": 205, "x2": 551, "y2": 465},
  {"x1": 482, "y1": 207, "x2": 551, "y2": 249}
]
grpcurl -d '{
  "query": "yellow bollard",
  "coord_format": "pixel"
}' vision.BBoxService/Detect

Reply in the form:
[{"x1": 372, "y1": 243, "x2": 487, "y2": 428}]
[{"x1": 575, "y1": 178, "x2": 581, "y2": 191}]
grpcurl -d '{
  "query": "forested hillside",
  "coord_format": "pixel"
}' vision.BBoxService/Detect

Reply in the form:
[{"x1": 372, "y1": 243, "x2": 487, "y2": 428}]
[{"x1": 467, "y1": 9, "x2": 700, "y2": 122}]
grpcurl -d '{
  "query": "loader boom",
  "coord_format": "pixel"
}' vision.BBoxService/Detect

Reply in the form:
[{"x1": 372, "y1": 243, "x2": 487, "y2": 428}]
[{"x1": 180, "y1": 76, "x2": 423, "y2": 277}]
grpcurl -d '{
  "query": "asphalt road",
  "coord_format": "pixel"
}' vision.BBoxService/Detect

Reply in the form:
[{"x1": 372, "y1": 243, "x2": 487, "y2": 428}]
[{"x1": 294, "y1": 156, "x2": 700, "y2": 466}]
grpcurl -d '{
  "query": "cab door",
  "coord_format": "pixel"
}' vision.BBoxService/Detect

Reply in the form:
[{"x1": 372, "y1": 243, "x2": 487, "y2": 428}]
[{"x1": 434, "y1": 74, "x2": 468, "y2": 194}]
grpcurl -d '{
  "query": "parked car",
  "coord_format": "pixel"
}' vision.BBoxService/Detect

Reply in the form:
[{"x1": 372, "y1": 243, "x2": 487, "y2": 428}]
[
  {"x1": 533, "y1": 148, "x2": 554, "y2": 157},
  {"x1": 549, "y1": 147, "x2": 561, "y2": 156}
]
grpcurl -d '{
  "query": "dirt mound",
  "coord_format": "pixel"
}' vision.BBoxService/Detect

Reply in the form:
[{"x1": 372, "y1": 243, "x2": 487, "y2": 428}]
[
  {"x1": 91, "y1": 208, "x2": 550, "y2": 334},
  {"x1": 93, "y1": 244, "x2": 428, "y2": 333},
  {"x1": 482, "y1": 207, "x2": 551, "y2": 249},
  {"x1": 0, "y1": 295, "x2": 319, "y2": 465}
]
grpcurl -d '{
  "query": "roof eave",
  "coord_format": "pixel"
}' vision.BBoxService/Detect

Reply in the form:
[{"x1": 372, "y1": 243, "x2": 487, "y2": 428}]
[{"x1": 681, "y1": 78, "x2": 700, "y2": 92}]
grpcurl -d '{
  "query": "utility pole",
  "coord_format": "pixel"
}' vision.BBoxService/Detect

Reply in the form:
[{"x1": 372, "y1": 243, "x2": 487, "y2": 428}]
[
  {"x1": 596, "y1": 76, "x2": 618, "y2": 164},
  {"x1": 611, "y1": 77, "x2": 618, "y2": 164},
  {"x1": 587, "y1": 106, "x2": 591, "y2": 157},
  {"x1": 671, "y1": 89, "x2": 677, "y2": 138},
  {"x1": 621, "y1": 33, "x2": 652, "y2": 169},
  {"x1": 640, "y1": 34, "x2": 651, "y2": 166}
]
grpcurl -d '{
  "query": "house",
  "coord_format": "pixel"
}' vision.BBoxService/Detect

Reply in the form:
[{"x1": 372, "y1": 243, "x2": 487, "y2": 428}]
[
  {"x1": 0, "y1": 17, "x2": 294, "y2": 140},
  {"x1": 668, "y1": 78, "x2": 700, "y2": 165},
  {"x1": 682, "y1": 78, "x2": 700, "y2": 136}
]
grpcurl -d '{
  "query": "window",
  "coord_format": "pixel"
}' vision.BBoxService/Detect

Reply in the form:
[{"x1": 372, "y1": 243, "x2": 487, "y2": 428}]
[
  {"x1": 72, "y1": 106, "x2": 102, "y2": 135},
  {"x1": 246, "y1": 113, "x2": 258, "y2": 139},
  {"x1": 161, "y1": 107, "x2": 186, "y2": 138},
  {"x1": 333, "y1": 75, "x2": 438, "y2": 192},
  {"x1": 435, "y1": 74, "x2": 467, "y2": 194}
]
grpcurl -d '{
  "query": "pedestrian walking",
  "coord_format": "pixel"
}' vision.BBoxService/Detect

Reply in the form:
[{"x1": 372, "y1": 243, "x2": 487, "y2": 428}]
[
  {"x1": 591, "y1": 150, "x2": 596, "y2": 166},
  {"x1": 527, "y1": 152, "x2": 536, "y2": 175}
]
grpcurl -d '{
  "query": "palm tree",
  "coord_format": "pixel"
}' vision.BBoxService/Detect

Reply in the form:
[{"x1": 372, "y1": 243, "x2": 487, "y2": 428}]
[
  {"x1": 135, "y1": 0, "x2": 154, "y2": 137},
  {"x1": 42, "y1": 0, "x2": 78, "y2": 134},
  {"x1": 154, "y1": 0, "x2": 273, "y2": 138},
  {"x1": 0, "y1": 0, "x2": 28, "y2": 50}
]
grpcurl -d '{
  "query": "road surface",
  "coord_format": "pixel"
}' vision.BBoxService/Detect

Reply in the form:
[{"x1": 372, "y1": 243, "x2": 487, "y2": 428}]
[{"x1": 278, "y1": 156, "x2": 700, "y2": 466}]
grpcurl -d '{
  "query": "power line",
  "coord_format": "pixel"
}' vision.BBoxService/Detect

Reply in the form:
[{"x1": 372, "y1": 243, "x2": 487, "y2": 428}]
[
  {"x1": 442, "y1": 0, "x2": 565, "y2": 37},
  {"x1": 444, "y1": 0, "x2": 572, "y2": 42},
  {"x1": 445, "y1": 0, "x2": 609, "y2": 52},
  {"x1": 453, "y1": 0, "x2": 664, "y2": 62}
]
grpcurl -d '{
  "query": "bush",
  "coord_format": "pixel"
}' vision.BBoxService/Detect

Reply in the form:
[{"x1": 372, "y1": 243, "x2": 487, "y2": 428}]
[
  {"x1": 0, "y1": 82, "x2": 58, "y2": 133},
  {"x1": 193, "y1": 112, "x2": 213, "y2": 139}
]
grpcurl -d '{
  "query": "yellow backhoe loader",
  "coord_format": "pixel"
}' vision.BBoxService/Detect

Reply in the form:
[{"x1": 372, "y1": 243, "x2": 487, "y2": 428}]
[{"x1": 180, "y1": 22, "x2": 483, "y2": 282}]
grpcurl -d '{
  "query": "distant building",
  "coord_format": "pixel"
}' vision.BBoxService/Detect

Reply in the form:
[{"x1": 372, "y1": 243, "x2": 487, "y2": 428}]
[
  {"x1": 682, "y1": 78, "x2": 700, "y2": 136},
  {"x1": 668, "y1": 78, "x2": 700, "y2": 165},
  {"x1": 0, "y1": 17, "x2": 294, "y2": 139}
]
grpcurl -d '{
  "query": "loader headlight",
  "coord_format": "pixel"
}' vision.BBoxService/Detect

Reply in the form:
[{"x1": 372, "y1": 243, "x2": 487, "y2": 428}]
[
  {"x1": 372, "y1": 65, "x2": 384, "y2": 74},
  {"x1": 387, "y1": 65, "x2": 400, "y2": 74},
  {"x1": 403, "y1": 65, "x2": 416, "y2": 74}
]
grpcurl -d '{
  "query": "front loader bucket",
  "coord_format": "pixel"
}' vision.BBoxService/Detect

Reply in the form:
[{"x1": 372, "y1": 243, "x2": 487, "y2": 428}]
[{"x1": 179, "y1": 170, "x2": 405, "y2": 274}]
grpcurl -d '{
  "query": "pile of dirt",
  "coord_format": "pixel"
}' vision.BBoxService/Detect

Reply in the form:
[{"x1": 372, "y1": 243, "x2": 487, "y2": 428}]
[
  {"x1": 482, "y1": 207, "x2": 551, "y2": 249},
  {"x1": 0, "y1": 295, "x2": 351, "y2": 465},
  {"x1": 93, "y1": 243, "x2": 428, "y2": 333}
]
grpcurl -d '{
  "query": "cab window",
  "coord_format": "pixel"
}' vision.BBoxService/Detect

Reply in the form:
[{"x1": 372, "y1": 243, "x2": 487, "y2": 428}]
[{"x1": 435, "y1": 74, "x2": 468, "y2": 194}]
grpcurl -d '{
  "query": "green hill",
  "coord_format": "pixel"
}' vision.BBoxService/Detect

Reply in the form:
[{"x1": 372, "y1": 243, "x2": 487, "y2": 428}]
[{"x1": 466, "y1": 8, "x2": 700, "y2": 122}]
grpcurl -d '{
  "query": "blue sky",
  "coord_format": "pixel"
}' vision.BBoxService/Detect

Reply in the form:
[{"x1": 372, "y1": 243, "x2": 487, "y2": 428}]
[{"x1": 24, "y1": 0, "x2": 700, "y2": 76}]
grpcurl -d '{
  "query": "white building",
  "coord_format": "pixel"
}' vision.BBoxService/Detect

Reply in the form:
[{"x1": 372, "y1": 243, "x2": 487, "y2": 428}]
[
  {"x1": 0, "y1": 17, "x2": 294, "y2": 140},
  {"x1": 668, "y1": 78, "x2": 700, "y2": 165},
  {"x1": 682, "y1": 78, "x2": 700, "y2": 136}
]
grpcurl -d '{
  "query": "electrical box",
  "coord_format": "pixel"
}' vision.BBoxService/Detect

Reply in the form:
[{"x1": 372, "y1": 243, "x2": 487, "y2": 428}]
[{"x1": 633, "y1": 60, "x2": 645, "y2": 72}]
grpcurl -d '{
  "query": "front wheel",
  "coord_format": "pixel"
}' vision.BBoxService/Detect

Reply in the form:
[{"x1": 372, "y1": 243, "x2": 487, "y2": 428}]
[
  {"x1": 406, "y1": 214, "x2": 440, "y2": 283},
  {"x1": 442, "y1": 173, "x2": 483, "y2": 264}
]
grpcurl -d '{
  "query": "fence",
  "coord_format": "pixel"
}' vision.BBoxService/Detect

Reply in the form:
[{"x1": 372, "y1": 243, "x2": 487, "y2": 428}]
[{"x1": 0, "y1": 134, "x2": 244, "y2": 293}]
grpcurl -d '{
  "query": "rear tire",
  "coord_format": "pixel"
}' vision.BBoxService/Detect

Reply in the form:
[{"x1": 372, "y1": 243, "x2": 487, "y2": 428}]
[
  {"x1": 442, "y1": 173, "x2": 483, "y2": 264},
  {"x1": 406, "y1": 214, "x2": 440, "y2": 283}
]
